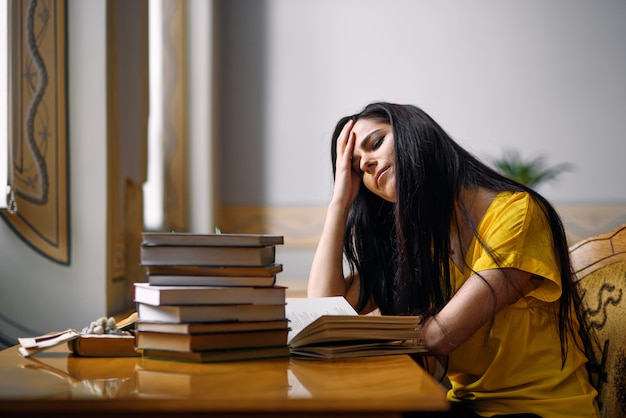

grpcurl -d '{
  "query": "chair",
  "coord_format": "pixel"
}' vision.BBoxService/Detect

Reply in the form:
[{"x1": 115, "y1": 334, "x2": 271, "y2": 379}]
[{"x1": 569, "y1": 224, "x2": 626, "y2": 418}]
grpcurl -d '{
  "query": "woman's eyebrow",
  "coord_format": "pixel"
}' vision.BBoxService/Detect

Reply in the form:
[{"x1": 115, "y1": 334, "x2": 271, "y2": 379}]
[{"x1": 358, "y1": 129, "x2": 383, "y2": 149}]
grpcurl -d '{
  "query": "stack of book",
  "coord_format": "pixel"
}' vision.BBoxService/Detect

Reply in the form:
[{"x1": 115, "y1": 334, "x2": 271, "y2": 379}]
[{"x1": 135, "y1": 232, "x2": 290, "y2": 362}]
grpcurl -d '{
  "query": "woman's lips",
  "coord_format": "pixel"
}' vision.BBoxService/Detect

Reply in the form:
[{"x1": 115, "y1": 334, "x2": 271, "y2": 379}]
[{"x1": 375, "y1": 167, "x2": 389, "y2": 187}]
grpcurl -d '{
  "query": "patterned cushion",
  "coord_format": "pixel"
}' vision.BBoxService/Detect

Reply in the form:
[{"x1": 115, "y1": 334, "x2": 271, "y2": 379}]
[{"x1": 578, "y1": 261, "x2": 626, "y2": 418}]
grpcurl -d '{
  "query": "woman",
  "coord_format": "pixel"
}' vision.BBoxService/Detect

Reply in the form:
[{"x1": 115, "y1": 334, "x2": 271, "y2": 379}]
[{"x1": 308, "y1": 102, "x2": 599, "y2": 417}]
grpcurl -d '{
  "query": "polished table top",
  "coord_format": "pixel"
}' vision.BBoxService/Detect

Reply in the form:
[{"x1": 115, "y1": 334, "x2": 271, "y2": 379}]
[{"x1": 0, "y1": 344, "x2": 448, "y2": 417}]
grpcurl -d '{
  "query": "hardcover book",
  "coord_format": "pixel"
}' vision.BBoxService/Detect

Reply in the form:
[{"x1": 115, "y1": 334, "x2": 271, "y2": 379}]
[
  {"x1": 136, "y1": 328, "x2": 288, "y2": 352},
  {"x1": 141, "y1": 232, "x2": 284, "y2": 247},
  {"x1": 135, "y1": 319, "x2": 289, "y2": 334},
  {"x1": 137, "y1": 302, "x2": 287, "y2": 323},
  {"x1": 18, "y1": 331, "x2": 138, "y2": 357},
  {"x1": 147, "y1": 274, "x2": 277, "y2": 287},
  {"x1": 144, "y1": 264, "x2": 283, "y2": 277},
  {"x1": 145, "y1": 264, "x2": 282, "y2": 287},
  {"x1": 134, "y1": 283, "x2": 286, "y2": 306},
  {"x1": 68, "y1": 334, "x2": 138, "y2": 357},
  {"x1": 140, "y1": 245, "x2": 276, "y2": 267}
]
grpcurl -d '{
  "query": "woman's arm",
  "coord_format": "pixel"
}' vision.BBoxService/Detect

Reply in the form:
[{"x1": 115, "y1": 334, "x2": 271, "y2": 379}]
[
  {"x1": 307, "y1": 119, "x2": 362, "y2": 307},
  {"x1": 307, "y1": 200, "x2": 360, "y2": 303},
  {"x1": 421, "y1": 267, "x2": 542, "y2": 355}
]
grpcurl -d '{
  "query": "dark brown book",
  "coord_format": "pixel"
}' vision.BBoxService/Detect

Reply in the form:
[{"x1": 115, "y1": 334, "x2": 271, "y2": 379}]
[
  {"x1": 147, "y1": 274, "x2": 277, "y2": 287},
  {"x1": 142, "y1": 232, "x2": 284, "y2": 247},
  {"x1": 136, "y1": 329, "x2": 288, "y2": 352},
  {"x1": 134, "y1": 283, "x2": 286, "y2": 306},
  {"x1": 140, "y1": 346, "x2": 290, "y2": 363},
  {"x1": 140, "y1": 245, "x2": 276, "y2": 267},
  {"x1": 135, "y1": 319, "x2": 289, "y2": 334},
  {"x1": 145, "y1": 264, "x2": 283, "y2": 277},
  {"x1": 67, "y1": 335, "x2": 139, "y2": 357}
]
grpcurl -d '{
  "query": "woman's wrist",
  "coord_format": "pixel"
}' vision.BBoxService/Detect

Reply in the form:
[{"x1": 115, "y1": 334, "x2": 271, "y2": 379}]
[{"x1": 328, "y1": 198, "x2": 352, "y2": 219}]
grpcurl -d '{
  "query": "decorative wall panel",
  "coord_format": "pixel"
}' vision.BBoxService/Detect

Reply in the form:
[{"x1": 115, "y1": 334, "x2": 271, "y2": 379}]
[{"x1": 2, "y1": 0, "x2": 69, "y2": 264}]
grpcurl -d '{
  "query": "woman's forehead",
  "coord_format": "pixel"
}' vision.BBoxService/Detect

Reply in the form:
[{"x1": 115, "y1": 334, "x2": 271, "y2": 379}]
[{"x1": 353, "y1": 118, "x2": 390, "y2": 136}]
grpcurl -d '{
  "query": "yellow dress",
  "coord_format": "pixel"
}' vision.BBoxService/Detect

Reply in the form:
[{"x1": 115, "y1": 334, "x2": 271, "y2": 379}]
[{"x1": 447, "y1": 191, "x2": 599, "y2": 417}]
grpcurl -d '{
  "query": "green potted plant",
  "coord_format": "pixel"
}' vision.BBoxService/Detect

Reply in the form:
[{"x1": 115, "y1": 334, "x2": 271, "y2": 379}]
[{"x1": 492, "y1": 149, "x2": 573, "y2": 188}]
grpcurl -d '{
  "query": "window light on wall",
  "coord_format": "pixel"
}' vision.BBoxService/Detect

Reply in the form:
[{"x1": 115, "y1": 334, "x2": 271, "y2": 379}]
[{"x1": 143, "y1": 0, "x2": 164, "y2": 230}]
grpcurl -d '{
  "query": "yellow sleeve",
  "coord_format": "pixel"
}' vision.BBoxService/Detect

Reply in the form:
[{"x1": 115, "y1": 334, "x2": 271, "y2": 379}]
[{"x1": 472, "y1": 192, "x2": 562, "y2": 302}]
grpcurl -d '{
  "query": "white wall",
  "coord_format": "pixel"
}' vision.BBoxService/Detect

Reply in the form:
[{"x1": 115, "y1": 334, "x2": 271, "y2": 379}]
[
  {"x1": 218, "y1": 0, "x2": 626, "y2": 206},
  {"x1": 0, "y1": 0, "x2": 108, "y2": 341},
  {"x1": 214, "y1": 0, "x2": 626, "y2": 293}
]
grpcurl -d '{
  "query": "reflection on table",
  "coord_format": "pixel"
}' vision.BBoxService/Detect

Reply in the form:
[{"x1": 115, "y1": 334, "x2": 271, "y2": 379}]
[{"x1": 0, "y1": 345, "x2": 449, "y2": 417}]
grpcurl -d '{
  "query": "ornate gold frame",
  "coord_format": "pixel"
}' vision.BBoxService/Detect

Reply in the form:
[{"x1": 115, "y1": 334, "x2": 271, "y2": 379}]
[{"x1": 2, "y1": 0, "x2": 69, "y2": 264}]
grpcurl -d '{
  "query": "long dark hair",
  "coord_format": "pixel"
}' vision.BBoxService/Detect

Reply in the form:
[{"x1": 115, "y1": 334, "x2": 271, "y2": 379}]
[{"x1": 331, "y1": 102, "x2": 597, "y2": 370}]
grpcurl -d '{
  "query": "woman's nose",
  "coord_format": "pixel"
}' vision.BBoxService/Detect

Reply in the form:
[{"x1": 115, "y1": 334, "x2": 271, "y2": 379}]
[{"x1": 360, "y1": 155, "x2": 376, "y2": 174}]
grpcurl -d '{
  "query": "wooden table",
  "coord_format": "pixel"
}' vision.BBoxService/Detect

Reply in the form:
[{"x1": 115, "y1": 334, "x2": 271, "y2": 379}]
[{"x1": 0, "y1": 345, "x2": 449, "y2": 417}]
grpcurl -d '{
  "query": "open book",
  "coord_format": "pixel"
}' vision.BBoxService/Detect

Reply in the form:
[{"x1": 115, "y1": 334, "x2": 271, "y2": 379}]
[{"x1": 285, "y1": 297, "x2": 425, "y2": 359}]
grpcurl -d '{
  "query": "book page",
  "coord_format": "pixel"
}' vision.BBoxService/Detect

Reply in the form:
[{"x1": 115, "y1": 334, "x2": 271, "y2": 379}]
[
  {"x1": 18, "y1": 329, "x2": 80, "y2": 357},
  {"x1": 286, "y1": 297, "x2": 357, "y2": 342}
]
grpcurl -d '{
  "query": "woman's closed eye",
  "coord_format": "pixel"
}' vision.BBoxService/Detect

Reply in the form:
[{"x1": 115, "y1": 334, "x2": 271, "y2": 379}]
[{"x1": 372, "y1": 136, "x2": 385, "y2": 150}]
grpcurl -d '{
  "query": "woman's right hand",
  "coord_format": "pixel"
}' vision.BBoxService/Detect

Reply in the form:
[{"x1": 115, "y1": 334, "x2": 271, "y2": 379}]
[
  {"x1": 332, "y1": 119, "x2": 361, "y2": 209},
  {"x1": 308, "y1": 118, "x2": 361, "y2": 303}
]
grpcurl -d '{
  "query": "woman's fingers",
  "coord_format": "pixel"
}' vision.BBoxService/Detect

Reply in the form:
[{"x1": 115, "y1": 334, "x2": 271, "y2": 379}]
[
  {"x1": 336, "y1": 119, "x2": 355, "y2": 167},
  {"x1": 344, "y1": 130, "x2": 356, "y2": 168},
  {"x1": 332, "y1": 119, "x2": 361, "y2": 206}
]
